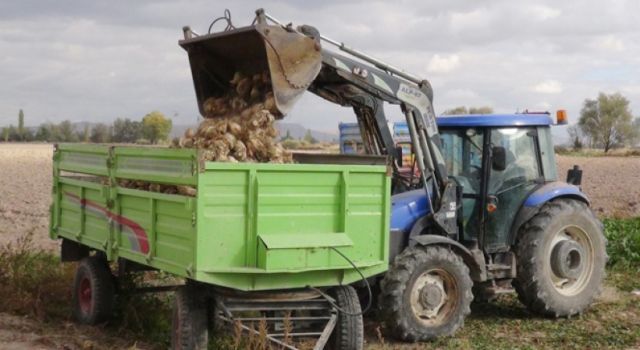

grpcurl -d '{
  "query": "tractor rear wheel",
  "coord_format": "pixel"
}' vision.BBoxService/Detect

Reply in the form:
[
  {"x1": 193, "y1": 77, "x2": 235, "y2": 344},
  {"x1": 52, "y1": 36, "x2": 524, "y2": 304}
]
[
  {"x1": 380, "y1": 245, "x2": 473, "y2": 341},
  {"x1": 514, "y1": 199, "x2": 606, "y2": 317},
  {"x1": 171, "y1": 282, "x2": 209, "y2": 350},
  {"x1": 72, "y1": 255, "x2": 115, "y2": 325},
  {"x1": 328, "y1": 285, "x2": 363, "y2": 350}
]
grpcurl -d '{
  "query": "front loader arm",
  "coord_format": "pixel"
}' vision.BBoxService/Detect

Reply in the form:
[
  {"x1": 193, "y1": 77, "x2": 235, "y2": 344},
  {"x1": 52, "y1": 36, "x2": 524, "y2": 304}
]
[{"x1": 309, "y1": 49, "x2": 458, "y2": 235}]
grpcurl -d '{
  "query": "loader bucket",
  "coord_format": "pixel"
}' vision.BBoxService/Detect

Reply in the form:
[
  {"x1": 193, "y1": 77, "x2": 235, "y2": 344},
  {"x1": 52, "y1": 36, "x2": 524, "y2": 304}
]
[{"x1": 179, "y1": 23, "x2": 322, "y2": 118}]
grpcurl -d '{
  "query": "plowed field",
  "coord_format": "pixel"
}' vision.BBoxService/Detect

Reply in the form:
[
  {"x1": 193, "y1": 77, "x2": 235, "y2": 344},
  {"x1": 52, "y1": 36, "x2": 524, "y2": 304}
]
[{"x1": 1, "y1": 144, "x2": 639, "y2": 251}]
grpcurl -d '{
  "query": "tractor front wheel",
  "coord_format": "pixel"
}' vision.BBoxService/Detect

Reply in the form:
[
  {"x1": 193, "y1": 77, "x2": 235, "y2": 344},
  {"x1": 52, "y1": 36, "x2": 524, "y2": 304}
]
[
  {"x1": 380, "y1": 245, "x2": 473, "y2": 341},
  {"x1": 514, "y1": 199, "x2": 606, "y2": 317}
]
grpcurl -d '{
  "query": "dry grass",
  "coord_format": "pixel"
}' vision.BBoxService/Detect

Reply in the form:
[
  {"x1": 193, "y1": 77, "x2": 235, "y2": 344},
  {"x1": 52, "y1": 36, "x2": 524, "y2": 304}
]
[
  {"x1": 0, "y1": 232, "x2": 74, "y2": 320},
  {"x1": 0, "y1": 234, "x2": 161, "y2": 349}
]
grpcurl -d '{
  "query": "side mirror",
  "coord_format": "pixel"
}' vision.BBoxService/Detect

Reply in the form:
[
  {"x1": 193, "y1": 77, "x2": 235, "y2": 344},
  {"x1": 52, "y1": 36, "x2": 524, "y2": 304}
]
[
  {"x1": 566, "y1": 165, "x2": 582, "y2": 186},
  {"x1": 395, "y1": 145, "x2": 403, "y2": 167},
  {"x1": 492, "y1": 146, "x2": 506, "y2": 171}
]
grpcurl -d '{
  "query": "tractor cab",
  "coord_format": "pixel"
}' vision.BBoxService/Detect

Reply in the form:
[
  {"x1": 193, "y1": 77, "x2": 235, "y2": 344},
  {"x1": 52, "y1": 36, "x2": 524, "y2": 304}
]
[
  {"x1": 389, "y1": 111, "x2": 587, "y2": 258},
  {"x1": 437, "y1": 113, "x2": 559, "y2": 252}
]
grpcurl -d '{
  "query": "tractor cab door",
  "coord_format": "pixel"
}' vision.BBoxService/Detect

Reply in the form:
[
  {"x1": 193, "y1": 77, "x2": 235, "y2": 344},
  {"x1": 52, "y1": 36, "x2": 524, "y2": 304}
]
[
  {"x1": 440, "y1": 128, "x2": 485, "y2": 242},
  {"x1": 484, "y1": 127, "x2": 542, "y2": 251}
]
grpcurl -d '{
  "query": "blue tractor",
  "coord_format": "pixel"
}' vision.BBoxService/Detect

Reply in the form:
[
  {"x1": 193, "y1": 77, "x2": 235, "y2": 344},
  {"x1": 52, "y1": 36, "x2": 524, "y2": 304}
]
[
  {"x1": 382, "y1": 112, "x2": 605, "y2": 340},
  {"x1": 193, "y1": 9, "x2": 607, "y2": 344}
]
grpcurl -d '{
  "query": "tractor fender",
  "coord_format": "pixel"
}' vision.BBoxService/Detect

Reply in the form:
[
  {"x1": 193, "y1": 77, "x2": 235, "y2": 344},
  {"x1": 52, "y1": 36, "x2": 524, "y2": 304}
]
[
  {"x1": 409, "y1": 234, "x2": 487, "y2": 282},
  {"x1": 508, "y1": 181, "x2": 590, "y2": 246}
]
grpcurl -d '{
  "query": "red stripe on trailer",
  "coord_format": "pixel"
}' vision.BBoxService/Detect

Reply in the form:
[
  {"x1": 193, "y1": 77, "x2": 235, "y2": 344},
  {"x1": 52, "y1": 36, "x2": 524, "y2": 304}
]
[{"x1": 64, "y1": 192, "x2": 150, "y2": 254}]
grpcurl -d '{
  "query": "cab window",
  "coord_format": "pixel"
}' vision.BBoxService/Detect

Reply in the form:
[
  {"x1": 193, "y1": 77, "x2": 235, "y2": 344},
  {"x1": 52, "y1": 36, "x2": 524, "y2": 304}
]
[{"x1": 489, "y1": 128, "x2": 541, "y2": 194}]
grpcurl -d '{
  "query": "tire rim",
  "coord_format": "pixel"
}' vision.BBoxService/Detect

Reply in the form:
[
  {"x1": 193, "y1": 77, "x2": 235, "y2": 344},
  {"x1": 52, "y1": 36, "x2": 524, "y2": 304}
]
[
  {"x1": 410, "y1": 268, "x2": 458, "y2": 326},
  {"x1": 546, "y1": 224, "x2": 595, "y2": 296},
  {"x1": 78, "y1": 277, "x2": 92, "y2": 314}
]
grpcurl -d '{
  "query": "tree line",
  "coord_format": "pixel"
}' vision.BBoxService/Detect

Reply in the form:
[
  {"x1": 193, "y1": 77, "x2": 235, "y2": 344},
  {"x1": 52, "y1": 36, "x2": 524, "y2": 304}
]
[{"x1": 1, "y1": 110, "x2": 172, "y2": 144}]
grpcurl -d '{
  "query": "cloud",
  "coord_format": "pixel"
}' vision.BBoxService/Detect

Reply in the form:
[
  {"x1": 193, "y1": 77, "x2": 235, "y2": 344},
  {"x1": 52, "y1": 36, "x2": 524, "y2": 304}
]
[
  {"x1": 427, "y1": 54, "x2": 461, "y2": 73},
  {"x1": 590, "y1": 35, "x2": 625, "y2": 52},
  {"x1": 526, "y1": 5, "x2": 561, "y2": 21},
  {"x1": 0, "y1": 0, "x2": 640, "y2": 141},
  {"x1": 533, "y1": 80, "x2": 563, "y2": 94}
]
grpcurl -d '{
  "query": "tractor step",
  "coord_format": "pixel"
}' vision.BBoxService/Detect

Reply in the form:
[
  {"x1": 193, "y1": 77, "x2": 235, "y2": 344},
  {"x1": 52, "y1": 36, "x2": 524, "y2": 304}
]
[{"x1": 474, "y1": 279, "x2": 515, "y2": 302}]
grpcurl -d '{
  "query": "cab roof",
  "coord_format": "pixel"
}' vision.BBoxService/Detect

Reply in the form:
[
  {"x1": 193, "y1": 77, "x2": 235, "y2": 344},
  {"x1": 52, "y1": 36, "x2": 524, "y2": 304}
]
[{"x1": 436, "y1": 113, "x2": 554, "y2": 128}]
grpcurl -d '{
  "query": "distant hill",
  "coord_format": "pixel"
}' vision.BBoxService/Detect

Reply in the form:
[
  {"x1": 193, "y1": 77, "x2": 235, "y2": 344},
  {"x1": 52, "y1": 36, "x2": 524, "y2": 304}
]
[{"x1": 171, "y1": 121, "x2": 337, "y2": 142}]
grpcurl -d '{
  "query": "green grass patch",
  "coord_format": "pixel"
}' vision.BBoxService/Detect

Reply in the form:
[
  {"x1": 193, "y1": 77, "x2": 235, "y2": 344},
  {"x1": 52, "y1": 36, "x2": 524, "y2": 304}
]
[
  {"x1": 371, "y1": 280, "x2": 640, "y2": 350},
  {"x1": 604, "y1": 217, "x2": 640, "y2": 268}
]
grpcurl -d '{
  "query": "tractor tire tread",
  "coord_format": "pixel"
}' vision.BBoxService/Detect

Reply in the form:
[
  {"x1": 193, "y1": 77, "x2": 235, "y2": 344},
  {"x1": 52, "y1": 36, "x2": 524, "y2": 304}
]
[
  {"x1": 514, "y1": 199, "x2": 607, "y2": 317},
  {"x1": 379, "y1": 245, "x2": 472, "y2": 341}
]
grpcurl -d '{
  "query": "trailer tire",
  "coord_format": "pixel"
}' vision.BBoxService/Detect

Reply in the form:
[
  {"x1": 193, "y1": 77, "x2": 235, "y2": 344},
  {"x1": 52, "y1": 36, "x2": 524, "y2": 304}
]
[
  {"x1": 172, "y1": 283, "x2": 209, "y2": 350},
  {"x1": 72, "y1": 256, "x2": 115, "y2": 325},
  {"x1": 328, "y1": 285, "x2": 363, "y2": 350},
  {"x1": 514, "y1": 199, "x2": 606, "y2": 317},
  {"x1": 380, "y1": 245, "x2": 472, "y2": 341}
]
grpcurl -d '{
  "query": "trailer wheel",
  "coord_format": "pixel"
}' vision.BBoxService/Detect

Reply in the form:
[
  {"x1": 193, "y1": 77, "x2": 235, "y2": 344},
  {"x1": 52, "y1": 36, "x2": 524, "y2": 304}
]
[
  {"x1": 380, "y1": 245, "x2": 472, "y2": 341},
  {"x1": 172, "y1": 283, "x2": 209, "y2": 350},
  {"x1": 72, "y1": 256, "x2": 115, "y2": 325},
  {"x1": 514, "y1": 199, "x2": 606, "y2": 317},
  {"x1": 328, "y1": 285, "x2": 363, "y2": 350}
]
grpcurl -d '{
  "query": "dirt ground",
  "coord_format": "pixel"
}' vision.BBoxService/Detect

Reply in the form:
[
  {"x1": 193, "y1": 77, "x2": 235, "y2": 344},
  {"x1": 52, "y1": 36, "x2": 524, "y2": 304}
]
[
  {"x1": 557, "y1": 156, "x2": 640, "y2": 218},
  {"x1": 0, "y1": 143, "x2": 639, "y2": 349},
  {"x1": 0, "y1": 312, "x2": 154, "y2": 350},
  {"x1": 0, "y1": 144, "x2": 56, "y2": 251},
  {"x1": 1, "y1": 144, "x2": 638, "y2": 251}
]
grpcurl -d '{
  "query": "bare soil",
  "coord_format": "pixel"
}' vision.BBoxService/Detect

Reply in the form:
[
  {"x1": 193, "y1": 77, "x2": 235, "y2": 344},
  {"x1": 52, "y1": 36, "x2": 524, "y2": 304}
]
[
  {"x1": 557, "y1": 156, "x2": 640, "y2": 218},
  {"x1": 0, "y1": 312, "x2": 152, "y2": 349},
  {"x1": 0, "y1": 144, "x2": 56, "y2": 251},
  {"x1": 1, "y1": 144, "x2": 637, "y2": 251}
]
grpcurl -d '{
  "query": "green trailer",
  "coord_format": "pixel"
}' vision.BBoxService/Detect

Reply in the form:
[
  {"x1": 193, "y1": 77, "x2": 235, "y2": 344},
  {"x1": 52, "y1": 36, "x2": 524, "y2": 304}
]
[{"x1": 51, "y1": 143, "x2": 390, "y2": 348}]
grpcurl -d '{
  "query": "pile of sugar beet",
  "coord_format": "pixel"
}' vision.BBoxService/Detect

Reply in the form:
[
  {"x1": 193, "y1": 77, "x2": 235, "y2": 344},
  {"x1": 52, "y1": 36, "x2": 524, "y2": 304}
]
[{"x1": 119, "y1": 71, "x2": 292, "y2": 196}]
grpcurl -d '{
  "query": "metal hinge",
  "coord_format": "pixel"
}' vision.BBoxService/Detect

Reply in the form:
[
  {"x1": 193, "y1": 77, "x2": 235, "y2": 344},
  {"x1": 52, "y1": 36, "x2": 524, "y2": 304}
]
[{"x1": 192, "y1": 212, "x2": 196, "y2": 227}]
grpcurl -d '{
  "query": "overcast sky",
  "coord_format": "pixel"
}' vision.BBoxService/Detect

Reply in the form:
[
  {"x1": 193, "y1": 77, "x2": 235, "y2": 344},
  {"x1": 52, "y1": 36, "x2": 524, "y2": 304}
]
[{"x1": 1, "y1": 0, "x2": 638, "y2": 136}]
